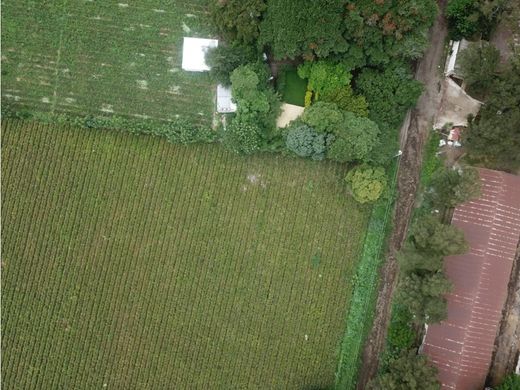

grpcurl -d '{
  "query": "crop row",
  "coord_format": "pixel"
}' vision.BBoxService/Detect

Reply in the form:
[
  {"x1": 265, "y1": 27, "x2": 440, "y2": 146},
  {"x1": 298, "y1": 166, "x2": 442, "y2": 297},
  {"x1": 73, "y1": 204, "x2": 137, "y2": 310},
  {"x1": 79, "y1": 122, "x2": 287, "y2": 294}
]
[{"x1": 2, "y1": 119, "x2": 370, "y2": 389}]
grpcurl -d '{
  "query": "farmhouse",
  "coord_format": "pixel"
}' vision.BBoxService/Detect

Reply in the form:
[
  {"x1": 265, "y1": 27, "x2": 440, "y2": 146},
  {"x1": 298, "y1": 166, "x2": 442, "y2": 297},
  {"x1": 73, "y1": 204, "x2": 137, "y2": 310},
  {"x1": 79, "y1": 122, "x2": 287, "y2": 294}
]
[{"x1": 422, "y1": 168, "x2": 520, "y2": 390}]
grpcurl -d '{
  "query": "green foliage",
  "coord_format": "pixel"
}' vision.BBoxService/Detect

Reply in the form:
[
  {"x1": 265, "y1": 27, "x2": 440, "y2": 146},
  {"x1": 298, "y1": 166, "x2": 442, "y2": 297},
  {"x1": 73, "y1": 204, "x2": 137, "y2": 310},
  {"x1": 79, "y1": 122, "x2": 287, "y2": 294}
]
[
  {"x1": 446, "y1": 0, "x2": 506, "y2": 39},
  {"x1": 321, "y1": 87, "x2": 369, "y2": 117},
  {"x1": 410, "y1": 215, "x2": 469, "y2": 256},
  {"x1": 209, "y1": 0, "x2": 266, "y2": 44},
  {"x1": 357, "y1": 64, "x2": 422, "y2": 164},
  {"x1": 285, "y1": 122, "x2": 333, "y2": 160},
  {"x1": 459, "y1": 42, "x2": 500, "y2": 96},
  {"x1": 342, "y1": 0, "x2": 438, "y2": 66},
  {"x1": 301, "y1": 102, "x2": 344, "y2": 133},
  {"x1": 397, "y1": 244, "x2": 443, "y2": 275},
  {"x1": 466, "y1": 57, "x2": 520, "y2": 172},
  {"x1": 345, "y1": 165, "x2": 387, "y2": 204},
  {"x1": 259, "y1": 0, "x2": 348, "y2": 60},
  {"x1": 205, "y1": 44, "x2": 258, "y2": 86},
  {"x1": 230, "y1": 64, "x2": 281, "y2": 134},
  {"x1": 397, "y1": 272, "x2": 452, "y2": 324},
  {"x1": 371, "y1": 349, "x2": 441, "y2": 390},
  {"x1": 221, "y1": 118, "x2": 262, "y2": 155},
  {"x1": 328, "y1": 112, "x2": 380, "y2": 163},
  {"x1": 496, "y1": 374, "x2": 520, "y2": 390},
  {"x1": 385, "y1": 305, "x2": 416, "y2": 362},
  {"x1": 297, "y1": 60, "x2": 352, "y2": 96},
  {"x1": 427, "y1": 166, "x2": 481, "y2": 208}
]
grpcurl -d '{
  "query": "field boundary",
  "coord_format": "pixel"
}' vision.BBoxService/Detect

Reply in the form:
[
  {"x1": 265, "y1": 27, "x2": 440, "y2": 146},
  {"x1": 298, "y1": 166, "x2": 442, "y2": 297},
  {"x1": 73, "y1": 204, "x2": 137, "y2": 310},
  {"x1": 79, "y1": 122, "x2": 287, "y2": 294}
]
[{"x1": 334, "y1": 159, "x2": 399, "y2": 390}]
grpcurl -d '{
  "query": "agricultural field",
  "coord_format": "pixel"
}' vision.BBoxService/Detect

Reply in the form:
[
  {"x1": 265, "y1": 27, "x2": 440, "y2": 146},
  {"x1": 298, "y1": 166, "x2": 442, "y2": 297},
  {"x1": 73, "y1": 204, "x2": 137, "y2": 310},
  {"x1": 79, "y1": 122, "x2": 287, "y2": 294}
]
[
  {"x1": 1, "y1": 119, "x2": 370, "y2": 389},
  {"x1": 1, "y1": 1, "x2": 215, "y2": 126}
]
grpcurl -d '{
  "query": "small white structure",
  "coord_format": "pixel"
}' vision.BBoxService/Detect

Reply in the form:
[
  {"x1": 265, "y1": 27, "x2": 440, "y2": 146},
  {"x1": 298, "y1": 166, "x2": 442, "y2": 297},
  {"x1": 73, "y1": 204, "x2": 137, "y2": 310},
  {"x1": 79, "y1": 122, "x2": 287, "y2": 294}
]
[
  {"x1": 181, "y1": 37, "x2": 218, "y2": 72},
  {"x1": 216, "y1": 84, "x2": 237, "y2": 113}
]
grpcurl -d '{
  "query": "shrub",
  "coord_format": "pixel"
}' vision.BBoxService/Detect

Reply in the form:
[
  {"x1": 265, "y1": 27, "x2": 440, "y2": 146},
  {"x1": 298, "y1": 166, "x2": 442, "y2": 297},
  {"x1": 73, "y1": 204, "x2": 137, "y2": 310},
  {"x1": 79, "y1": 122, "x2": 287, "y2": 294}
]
[
  {"x1": 297, "y1": 60, "x2": 352, "y2": 96},
  {"x1": 496, "y1": 374, "x2": 520, "y2": 390},
  {"x1": 321, "y1": 87, "x2": 369, "y2": 117},
  {"x1": 345, "y1": 165, "x2": 387, "y2": 204},
  {"x1": 285, "y1": 122, "x2": 333, "y2": 161},
  {"x1": 221, "y1": 118, "x2": 262, "y2": 155}
]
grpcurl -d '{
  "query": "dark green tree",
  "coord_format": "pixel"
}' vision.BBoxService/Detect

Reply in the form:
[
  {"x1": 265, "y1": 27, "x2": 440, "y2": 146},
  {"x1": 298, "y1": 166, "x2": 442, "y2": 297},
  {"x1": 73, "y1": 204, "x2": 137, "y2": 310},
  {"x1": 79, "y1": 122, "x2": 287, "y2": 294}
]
[
  {"x1": 259, "y1": 0, "x2": 348, "y2": 60},
  {"x1": 301, "y1": 102, "x2": 343, "y2": 133},
  {"x1": 328, "y1": 112, "x2": 380, "y2": 163},
  {"x1": 410, "y1": 215, "x2": 469, "y2": 256},
  {"x1": 397, "y1": 245, "x2": 443, "y2": 275},
  {"x1": 370, "y1": 349, "x2": 441, "y2": 390},
  {"x1": 466, "y1": 57, "x2": 520, "y2": 172},
  {"x1": 209, "y1": 0, "x2": 266, "y2": 44},
  {"x1": 321, "y1": 87, "x2": 369, "y2": 117},
  {"x1": 458, "y1": 42, "x2": 500, "y2": 96},
  {"x1": 397, "y1": 273, "x2": 452, "y2": 324},
  {"x1": 427, "y1": 166, "x2": 481, "y2": 208},
  {"x1": 205, "y1": 44, "x2": 258, "y2": 86}
]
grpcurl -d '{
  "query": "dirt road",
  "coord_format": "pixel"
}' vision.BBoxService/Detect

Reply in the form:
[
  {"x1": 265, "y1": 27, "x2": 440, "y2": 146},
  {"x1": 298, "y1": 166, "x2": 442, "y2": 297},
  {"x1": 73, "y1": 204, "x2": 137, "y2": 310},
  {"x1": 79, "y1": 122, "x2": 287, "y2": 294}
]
[{"x1": 355, "y1": 2, "x2": 448, "y2": 388}]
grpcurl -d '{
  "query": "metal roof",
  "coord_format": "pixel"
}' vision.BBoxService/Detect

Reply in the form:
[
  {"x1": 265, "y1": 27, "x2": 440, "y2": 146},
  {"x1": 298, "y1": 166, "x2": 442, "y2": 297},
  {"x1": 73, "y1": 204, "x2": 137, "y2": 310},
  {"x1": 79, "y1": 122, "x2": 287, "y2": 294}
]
[{"x1": 422, "y1": 168, "x2": 520, "y2": 390}]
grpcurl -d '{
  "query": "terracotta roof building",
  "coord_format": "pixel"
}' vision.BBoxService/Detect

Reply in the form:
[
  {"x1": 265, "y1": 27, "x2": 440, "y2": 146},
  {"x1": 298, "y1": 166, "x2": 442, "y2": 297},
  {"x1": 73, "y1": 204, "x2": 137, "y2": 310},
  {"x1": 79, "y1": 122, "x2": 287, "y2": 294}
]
[{"x1": 422, "y1": 168, "x2": 520, "y2": 390}]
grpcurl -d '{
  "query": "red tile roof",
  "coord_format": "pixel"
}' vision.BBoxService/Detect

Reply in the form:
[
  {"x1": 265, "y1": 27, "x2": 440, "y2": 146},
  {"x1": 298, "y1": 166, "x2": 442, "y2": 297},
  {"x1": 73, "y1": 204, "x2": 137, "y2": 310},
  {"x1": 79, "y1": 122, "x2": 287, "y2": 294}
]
[{"x1": 422, "y1": 168, "x2": 520, "y2": 390}]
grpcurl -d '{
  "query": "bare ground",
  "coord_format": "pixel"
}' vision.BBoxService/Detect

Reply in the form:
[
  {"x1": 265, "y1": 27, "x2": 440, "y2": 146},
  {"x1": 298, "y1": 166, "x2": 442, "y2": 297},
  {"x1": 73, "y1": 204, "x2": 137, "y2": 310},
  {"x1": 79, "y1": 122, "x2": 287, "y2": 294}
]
[
  {"x1": 487, "y1": 245, "x2": 520, "y2": 387},
  {"x1": 355, "y1": 1, "x2": 448, "y2": 388}
]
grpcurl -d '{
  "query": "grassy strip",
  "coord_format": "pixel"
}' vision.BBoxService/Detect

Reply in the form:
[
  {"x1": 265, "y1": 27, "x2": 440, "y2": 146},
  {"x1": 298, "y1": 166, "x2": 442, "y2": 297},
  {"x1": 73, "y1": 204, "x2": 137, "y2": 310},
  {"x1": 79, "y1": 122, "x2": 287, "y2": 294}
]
[{"x1": 334, "y1": 160, "x2": 399, "y2": 390}]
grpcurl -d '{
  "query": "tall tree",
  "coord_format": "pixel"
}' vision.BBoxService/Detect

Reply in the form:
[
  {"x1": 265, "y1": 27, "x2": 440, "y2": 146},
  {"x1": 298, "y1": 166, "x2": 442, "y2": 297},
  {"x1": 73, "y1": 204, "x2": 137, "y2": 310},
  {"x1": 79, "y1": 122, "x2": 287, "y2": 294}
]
[
  {"x1": 397, "y1": 273, "x2": 452, "y2": 324},
  {"x1": 259, "y1": 0, "x2": 348, "y2": 60},
  {"x1": 370, "y1": 349, "x2": 441, "y2": 390},
  {"x1": 427, "y1": 166, "x2": 481, "y2": 208},
  {"x1": 209, "y1": 0, "x2": 266, "y2": 44},
  {"x1": 458, "y1": 42, "x2": 500, "y2": 96},
  {"x1": 397, "y1": 245, "x2": 443, "y2": 275},
  {"x1": 410, "y1": 215, "x2": 469, "y2": 256}
]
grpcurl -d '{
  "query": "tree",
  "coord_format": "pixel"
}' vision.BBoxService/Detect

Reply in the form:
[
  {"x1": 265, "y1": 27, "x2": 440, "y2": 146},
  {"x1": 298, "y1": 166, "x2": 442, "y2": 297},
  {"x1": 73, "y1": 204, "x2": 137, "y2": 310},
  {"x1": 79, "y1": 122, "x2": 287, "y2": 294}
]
[
  {"x1": 397, "y1": 245, "x2": 443, "y2": 275},
  {"x1": 297, "y1": 60, "x2": 352, "y2": 97},
  {"x1": 205, "y1": 44, "x2": 258, "y2": 86},
  {"x1": 321, "y1": 87, "x2": 369, "y2": 117},
  {"x1": 221, "y1": 118, "x2": 262, "y2": 154},
  {"x1": 410, "y1": 215, "x2": 469, "y2": 256},
  {"x1": 230, "y1": 64, "x2": 281, "y2": 133},
  {"x1": 301, "y1": 102, "x2": 343, "y2": 133},
  {"x1": 328, "y1": 112, "x2": 380, "y2": 163},
  {"x1": 209, "y1": 0, "x2": 266, "y2": 44},
  {"x1": 427, "y1": 166, "x2": 481, "y2": 208},
  {"x1": 466, "y1": 57, "x2": 520, "y2": 172},
  {"x1": 285, "y1": 122, "x2": 333, "y2": 160},
  {"x1": 258, "y1": 0, "x2": 348, "y2": 60},
  {"x1": 458, "y1": 42, "x2": 500, "y2": 96},
  {"x1": 397, "y1": 273, "x2": 452, "y2": 324},
  {"x1": 446, "y1": 0, "x2": 481, "y2": 39},
  {"x1": 345, "y1": 165, "x2": 387, "y2": 204},
  {"x1": 342, "y1": 0, "x2": 437, "y2": 66},
  {"x1": 370, "y1": 349, "x2": 441, "y2": 390}
]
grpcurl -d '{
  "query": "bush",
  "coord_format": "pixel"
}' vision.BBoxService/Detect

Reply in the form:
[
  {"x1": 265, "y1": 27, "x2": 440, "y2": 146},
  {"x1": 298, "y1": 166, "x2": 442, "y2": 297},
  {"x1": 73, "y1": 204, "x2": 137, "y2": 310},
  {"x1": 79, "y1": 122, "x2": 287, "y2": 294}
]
[
  {"x1": 297, "y1": 60, "x2": 352, "y2": 96},
  {"x1": 496, "y1": 374, "x2": 520, "y2": 390},
  {"x1": 386, "y1": 304, "x2": 416, "y2": 360},
  {"x1": 345, "y1": 165, "x2": 387, "y2": 204},
  {"x1": 285, "y1": 122, "x2": 333, "y2": 160},
  {"x1": 221, "y1": 118, "x2": 262, "y2": 155}
]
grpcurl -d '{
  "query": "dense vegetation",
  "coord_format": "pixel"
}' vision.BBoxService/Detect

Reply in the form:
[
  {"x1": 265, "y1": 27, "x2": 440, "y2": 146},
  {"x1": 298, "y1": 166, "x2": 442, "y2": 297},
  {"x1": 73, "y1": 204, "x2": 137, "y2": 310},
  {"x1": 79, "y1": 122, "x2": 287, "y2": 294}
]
[
  {"x1": 1, "y1": 119, "x2": 371, "y2": 389},
  {"x1": 446, "y1": 0, "x2": 507, "y2": 39},
  {"x1": 465, "y1": 53, "x2": 520, "y2": 172}
]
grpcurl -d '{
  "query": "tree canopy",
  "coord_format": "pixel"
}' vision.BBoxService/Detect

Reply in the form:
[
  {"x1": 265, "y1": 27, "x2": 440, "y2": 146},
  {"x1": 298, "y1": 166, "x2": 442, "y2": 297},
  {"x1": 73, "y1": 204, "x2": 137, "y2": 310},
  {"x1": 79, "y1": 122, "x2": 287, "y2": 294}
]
[
  {"x1": 458, "y1": 42, "x2": 500, "y2": 97},
  {"x1": 345, "y1": 165, "x2": 387, "y2": 204},
  {"x1": 370, "y1": 349, "x2": 441, "y2": 390},
  {"x1": 205, "y1": 44, "x2": 259, "y2": 86},
  {"x1": 285, "y1": 122, "x2": 332, "y2": 160},
  {"x1": 410, "y1": 215, "x2": 469, "y2": 256},
  {"x1": 259, "y1": 0, "x2": 348, "y2": 60},
  {"x1": 426, "y1": 166, "x2": 481, "y2": 208}
]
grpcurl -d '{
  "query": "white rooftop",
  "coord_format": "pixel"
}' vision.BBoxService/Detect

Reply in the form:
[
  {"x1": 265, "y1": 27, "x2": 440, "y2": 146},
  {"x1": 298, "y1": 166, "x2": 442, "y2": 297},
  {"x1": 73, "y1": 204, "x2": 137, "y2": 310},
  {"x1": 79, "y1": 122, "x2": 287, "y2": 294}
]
[
  {"x1": 181, "y1": 37, "x2": 218, "y2": 72},
  {"x1": 216, "y1": 84, "x2": 237, "y2": 113}
]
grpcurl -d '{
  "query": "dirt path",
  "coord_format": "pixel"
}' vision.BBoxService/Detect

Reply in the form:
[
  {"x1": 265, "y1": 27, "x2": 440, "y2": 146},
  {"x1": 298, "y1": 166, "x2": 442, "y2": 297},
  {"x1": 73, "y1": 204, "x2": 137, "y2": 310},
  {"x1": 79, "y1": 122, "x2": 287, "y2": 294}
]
[{"x1": 355, "y1": 2, "x2": 448, "y2": 388}]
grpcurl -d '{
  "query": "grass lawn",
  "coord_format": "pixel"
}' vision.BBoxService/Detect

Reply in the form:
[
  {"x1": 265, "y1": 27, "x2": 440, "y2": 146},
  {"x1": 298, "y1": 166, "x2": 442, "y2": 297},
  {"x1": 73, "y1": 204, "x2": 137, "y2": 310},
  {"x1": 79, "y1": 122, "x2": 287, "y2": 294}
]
[
  {"x1": 280, "y1": 69, "x2": 307, "y2": 107},
  {"x1": 1, "y1": 1, "x2": 215, "y2": 127},
  {"x1": 1, "y1": 119, "x2": 370, "y2": 389}
]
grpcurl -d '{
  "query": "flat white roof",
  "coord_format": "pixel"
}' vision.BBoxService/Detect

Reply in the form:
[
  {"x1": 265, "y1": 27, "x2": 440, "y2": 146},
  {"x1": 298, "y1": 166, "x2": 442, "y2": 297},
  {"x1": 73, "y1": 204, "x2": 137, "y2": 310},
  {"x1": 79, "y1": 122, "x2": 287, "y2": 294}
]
[
  {"x1": 216, "y1": 84, "x2": 237, "y2": 113},
  {"x1": 181, "y1": 37, "x2": 218, "y2": 72}
]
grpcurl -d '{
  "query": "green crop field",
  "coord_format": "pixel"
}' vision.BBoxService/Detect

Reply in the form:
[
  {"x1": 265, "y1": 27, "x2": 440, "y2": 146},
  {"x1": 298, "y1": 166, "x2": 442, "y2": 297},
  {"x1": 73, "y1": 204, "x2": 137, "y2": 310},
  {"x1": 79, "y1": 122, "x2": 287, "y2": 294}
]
[
  {"x1": 1, "y1": 119, "x2": 370, "y2": 389},
  {"x1": 1, "y1": 1, "x2": 215, "y2": 126}
]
